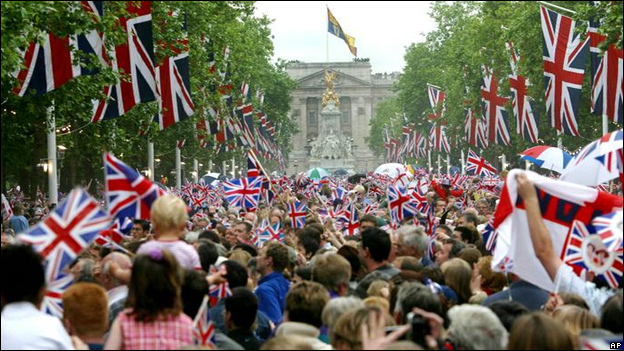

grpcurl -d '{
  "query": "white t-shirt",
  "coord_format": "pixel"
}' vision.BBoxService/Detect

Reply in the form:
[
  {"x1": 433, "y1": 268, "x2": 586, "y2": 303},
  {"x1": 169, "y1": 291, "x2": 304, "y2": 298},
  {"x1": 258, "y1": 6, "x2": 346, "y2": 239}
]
[{"x1": 1, "y1": 302, "x2": 74, "y2": 350}]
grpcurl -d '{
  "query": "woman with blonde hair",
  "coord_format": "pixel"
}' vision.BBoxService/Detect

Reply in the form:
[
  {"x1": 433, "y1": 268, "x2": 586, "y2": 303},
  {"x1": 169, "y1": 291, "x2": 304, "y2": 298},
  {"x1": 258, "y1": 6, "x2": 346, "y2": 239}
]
[
  {"x1": 330, "y1": 306, "x2": 395, "y2": 350},
  {"x1": 552, "y1": 305, "x2": 600, "y2": 347},
  {"x1": 507, "y1": 312, "x2": 574, "y2": 350}
]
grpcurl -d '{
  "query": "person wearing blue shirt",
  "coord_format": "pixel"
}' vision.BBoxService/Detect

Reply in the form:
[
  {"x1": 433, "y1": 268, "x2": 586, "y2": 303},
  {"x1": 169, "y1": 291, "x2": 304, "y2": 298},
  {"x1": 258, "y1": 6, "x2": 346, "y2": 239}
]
[
  {"x1": 255, "y1": 242, "x2": 291, "y2": 325},
  {"x1": 8, "y1": 203, "x2": 29, "y2": 234}
]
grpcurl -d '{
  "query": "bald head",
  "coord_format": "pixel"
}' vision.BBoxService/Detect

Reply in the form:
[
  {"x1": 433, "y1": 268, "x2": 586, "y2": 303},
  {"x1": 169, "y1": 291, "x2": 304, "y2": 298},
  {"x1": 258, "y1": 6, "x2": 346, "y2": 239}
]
[{"x1": 99, "y1": 252, "x2": 132, "y2": 290}]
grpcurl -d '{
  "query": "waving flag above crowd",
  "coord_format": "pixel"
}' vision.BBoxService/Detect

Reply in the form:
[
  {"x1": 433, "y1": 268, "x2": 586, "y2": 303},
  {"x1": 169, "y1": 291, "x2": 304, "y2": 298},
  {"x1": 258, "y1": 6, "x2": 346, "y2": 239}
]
[
  {"x1": 104, "y1": 153, "x2": 166, "y2": 220},
  {"x1": 492, "y1": 170, "x2": 622, "y2": 292},
  {"x1": 17, "y1": 188, "x2": 111, "y2": 317}
]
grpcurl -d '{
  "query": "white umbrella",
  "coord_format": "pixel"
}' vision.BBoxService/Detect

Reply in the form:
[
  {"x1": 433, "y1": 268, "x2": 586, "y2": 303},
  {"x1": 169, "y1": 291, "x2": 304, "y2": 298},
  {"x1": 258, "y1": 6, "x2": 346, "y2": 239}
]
[
  {"x1": 560, "y1": 130, "x2": 622, "y2": 186},
  {"x1": 374, "y1": 163, "x2": 410, "y2": 179}
]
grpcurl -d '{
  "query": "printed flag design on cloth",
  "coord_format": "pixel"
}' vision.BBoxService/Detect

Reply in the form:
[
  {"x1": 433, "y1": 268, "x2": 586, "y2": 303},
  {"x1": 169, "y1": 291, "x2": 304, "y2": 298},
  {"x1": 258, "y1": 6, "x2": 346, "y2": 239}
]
[
  {"x1": 465, "y1": 149, "x2": 498, "y2": 177},
  {"x1": 481, "y1": 66, "x2": 510, "y2": 146},
  {"x1": 223, "y1": 177, "x2": 262, "y2": 211},
  {"x1": 540, "y1": 6, "x2": 589, "y2": 136},
  {"x1": 193, "y1": 295, "x2": 216, "y2": 347},
  {"x1": 288, "y1": 201, "x2": 307, "y2": 229},
  {"x1": 92, "y1": 1, "x2": 156, "y2": 122},
  {"x1": 563, "y1": 220, "x2": 622, "y2": 289},
  {"x1": 464, "y1": 108, "x2": 488, "y2": 149},
  {"x1": 427, "y1": 84, "x2": 446, "y2": 121},
  {"x1": 13, "y1": 1, "x2": 106, "y2": 97},
  {"x1": 491, "y1": 170, "x2": 623, "y2": 292},
  {"x1": 327, "y1": 8, "x2": 357, "y2": 56},
  {"x1": 155, "y1": 53, "x2": 194, "y2": 129},
  {"x1": 104, "y1": 153, "x2": 166, "y2": 220},
  {"x1": 387, "y1": 185, "x2": 419, "y2": 226},
  {"x1": 506, "y1": 41, "x2": 540, "y2": 143},
  {"x1": 590, "y1": 210, "x2": 623, "y2": 252},
  {"x1": 257, "y1": 222, "x2": 285, "y2": 247},
  {"x1": 588, "y1": 5, "x2": 623, "y2": 125},
  {"x1": 17, "y1": 188, "x2": 111, "y2": 317}
]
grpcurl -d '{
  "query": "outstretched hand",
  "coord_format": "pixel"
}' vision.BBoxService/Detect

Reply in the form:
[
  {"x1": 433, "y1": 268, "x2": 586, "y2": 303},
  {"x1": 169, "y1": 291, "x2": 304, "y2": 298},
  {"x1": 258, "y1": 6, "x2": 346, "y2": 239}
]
[
  {"x1": 361, "y1": 310, "x2": 410, "y2": 350},
  {"x1": 516, "y1": 173, "x2": 537, "y2": 202}
]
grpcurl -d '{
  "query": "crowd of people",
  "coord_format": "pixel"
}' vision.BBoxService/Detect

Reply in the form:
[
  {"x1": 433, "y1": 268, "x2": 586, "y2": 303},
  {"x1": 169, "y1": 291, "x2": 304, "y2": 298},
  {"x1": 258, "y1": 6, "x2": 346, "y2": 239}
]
[{"x1": 1, "y1": 171, "x2": 622, "y2": 350}]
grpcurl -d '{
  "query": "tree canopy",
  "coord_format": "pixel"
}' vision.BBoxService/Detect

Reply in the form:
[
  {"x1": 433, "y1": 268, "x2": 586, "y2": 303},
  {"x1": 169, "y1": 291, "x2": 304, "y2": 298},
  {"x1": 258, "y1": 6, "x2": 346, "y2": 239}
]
[
  {"x1": 369, "y1": 1, "x2": 622, "y2": 169},
  {"x1": 1, "y1": 1, "x2": 297, "y2": 194}
]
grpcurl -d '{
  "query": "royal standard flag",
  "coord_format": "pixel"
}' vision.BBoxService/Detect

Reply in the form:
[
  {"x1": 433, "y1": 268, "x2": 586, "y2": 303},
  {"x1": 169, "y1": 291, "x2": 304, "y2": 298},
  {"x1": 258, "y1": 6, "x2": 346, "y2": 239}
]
[{"x1": 327, "y1": 8, "x2": 357, "y2": 56}]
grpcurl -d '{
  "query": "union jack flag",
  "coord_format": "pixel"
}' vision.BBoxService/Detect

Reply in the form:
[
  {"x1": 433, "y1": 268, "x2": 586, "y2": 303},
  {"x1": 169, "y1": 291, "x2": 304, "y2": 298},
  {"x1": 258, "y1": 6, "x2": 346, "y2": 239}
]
[
  {"x1": 466, "y1": 149, "x2": 498, "y2": 177},
  {"x1": 464, "y1": 108, "x2": 488, "y2": 149},
  {"x1": 1, "y1": 193, "x2": 13, "y2": 222},
  {"x1": 223, "y1": 177, "x2": 262, "y2": 211},
  {"x1": 506, "y1": 41, "x2": 539, "y2": 143},
  {"x1": 95, "y1": 217, "x2": 133, "y2": 247},
  {"x1": 177, "y1": 139, "x2": 187, "y2": 149},
  {"x1": 482, "y1": 218, "x2": 498, "y2": 253},
  {"x1": 591, "y1": 211, "x2": 623, "y2": 253},
  {"x1": 257, "y1": 222, "x2": 285, "y2": 247},
  {"x1": 104, "y1": 153, "x2": 166, "y2": 220},
  {"x1": 241, "y1": 81, "x2": 251, "y2": 101},
  {"x1": 17, "y1": 188, "x2": 111, "y2": 298},
  {"x1": 563, "y1": 220, "x2": 622, "y2": 289},
  {"x1": 387, "y1": 185, "x2": 419, "y2": 226},
  {"x1": 92, "y1": 1, "x2": 156, "y2": 122},
  {"x1": 288, "y1": 201, "x2": 307, "y2": 229},
  {"x1": 193, "y1": 295, "x2": 216, "y2": 347},
  {"x1": 427, "y1": 84, "x2": 446, "y2": 121},
  {"x1": 337, "y1": 202, "x2": 359, "y2": 235},
  {"x1": 410, "y1": 190, "x2": 430, "y2": 215},
  {"x1": 481, "y1": 66, "x2": 510, "y2": 145},
  {"x1": 41, "y1": 275, "x2": 74, "y2": 318},
  {"x1": 429, "y1": 124, "x2": 451, "y2": 154},
  {"x1": 155, "y1": 52, "x2": 194, "y2": 129},
  {"x1": 588, "y1": 6, "x2": 623, "y2": 125},
  {"x1": 540, "y1": 6, "x2": 589, "y2": 136},
  {"x1": 13, "y1": 1, "x2": 106, "y2": 97}
]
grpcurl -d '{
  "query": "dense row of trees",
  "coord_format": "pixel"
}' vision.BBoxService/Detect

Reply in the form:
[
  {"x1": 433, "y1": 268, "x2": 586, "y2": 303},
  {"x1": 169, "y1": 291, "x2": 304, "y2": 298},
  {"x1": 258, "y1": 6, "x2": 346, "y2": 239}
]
[
  {"x1": 1, "y1": 1, "x2": 297, "y2": 195},
  {"x1": 368, "y1": 1, "x2": 622, "y2": 169}
]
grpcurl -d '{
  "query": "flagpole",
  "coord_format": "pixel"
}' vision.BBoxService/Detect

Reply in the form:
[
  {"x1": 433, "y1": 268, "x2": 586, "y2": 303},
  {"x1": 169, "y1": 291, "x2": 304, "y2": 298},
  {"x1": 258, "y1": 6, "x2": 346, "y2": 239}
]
[
  {"x1": 437, "y1": 153, "x2": 441, "y2": 175},
  {"x1": 176, "y1": 146, "x2": 181, "y2": 190},
  {"x1": 222, "y1": 160, "x2": 227, "y2": 179},
  {"x1": 537, "y1": 1, "x2": 576, "y2": 14},
  {"x1": 427, "y1": 149, "x2": 432, "y2": 174},
  {"x1": 208, "y1": 159, "x2": 213, "y2": 173},
  {"x1": 461, "y1": 149, "x2": 466, "y2": 175},
  {"x1": 557, "y1": 131, "x2": 563, "y2": 149},
  {"x1": 231, "y1": 157, "x2": 236, "y2": 178},
  {"x1": 47, "y1": 101, "x2": 58, "y2": 205},
  {"x1": 148, "y1": 140, "x2": 154, "y2": 181},
  {"x1": 194, "y1": 159, "x2": 199, "y2": 183},
  {"x1": 446, "y1": 154, "x2": 450, "y2": 175},
  {"x1": 602, "y1": 114, "x2": 608, "y2": 135},
  {"x1": 326, "y1": 5, "x2": 329, "y2": 64}
]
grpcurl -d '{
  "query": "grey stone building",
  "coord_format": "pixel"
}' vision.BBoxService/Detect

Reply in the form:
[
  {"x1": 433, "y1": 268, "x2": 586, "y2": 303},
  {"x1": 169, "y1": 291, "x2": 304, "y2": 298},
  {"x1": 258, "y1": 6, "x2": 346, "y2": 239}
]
[{"x1": 285, "y1": 61, "x2": 399, "y2": 174}]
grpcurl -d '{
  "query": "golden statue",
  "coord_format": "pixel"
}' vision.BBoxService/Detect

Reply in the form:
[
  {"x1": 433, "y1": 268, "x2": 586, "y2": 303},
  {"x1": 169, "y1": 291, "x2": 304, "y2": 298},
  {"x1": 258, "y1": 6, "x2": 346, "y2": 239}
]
[{"x1": 322, "y1": 69, "x2": 340, "y2": 108}]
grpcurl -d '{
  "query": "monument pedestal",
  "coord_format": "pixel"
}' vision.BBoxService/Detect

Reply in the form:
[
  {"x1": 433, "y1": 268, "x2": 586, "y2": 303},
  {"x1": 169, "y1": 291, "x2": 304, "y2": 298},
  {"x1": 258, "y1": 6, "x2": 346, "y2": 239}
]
[{"x1": 308, "y1": 102, "x2": 356, "y2": 173}]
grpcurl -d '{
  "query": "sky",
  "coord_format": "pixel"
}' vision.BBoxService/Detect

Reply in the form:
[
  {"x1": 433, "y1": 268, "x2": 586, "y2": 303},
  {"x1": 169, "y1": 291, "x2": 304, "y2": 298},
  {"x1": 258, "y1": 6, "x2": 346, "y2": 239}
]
[{"x1": 254, "y1": 1, "x2": 437, "y2": 74}]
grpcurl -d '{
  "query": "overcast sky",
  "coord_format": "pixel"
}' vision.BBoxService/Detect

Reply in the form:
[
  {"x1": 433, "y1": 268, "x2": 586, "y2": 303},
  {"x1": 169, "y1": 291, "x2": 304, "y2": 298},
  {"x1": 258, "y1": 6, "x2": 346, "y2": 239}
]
[{"x1": 254, "y1": 1, "x2": 437, "y2": 74}]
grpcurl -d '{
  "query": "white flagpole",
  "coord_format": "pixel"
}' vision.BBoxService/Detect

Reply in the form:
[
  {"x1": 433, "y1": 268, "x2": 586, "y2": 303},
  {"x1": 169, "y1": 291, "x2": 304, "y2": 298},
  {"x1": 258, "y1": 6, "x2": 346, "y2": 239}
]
[
  {"x1": 461, "y1": 149, "x2": 466, "y2": 175},
  {"x1": 194, "y1": 159, "x2": 199, "y2": 183},
  {"x1": 47, "y1": 101, "x2": 58, "y2": 205},
  {"x1": 175, "y1": 146, "x2": 181, "y2": 190},
  {"x1": 148, "y1": 140, "x2": 154, "y2": 181}
]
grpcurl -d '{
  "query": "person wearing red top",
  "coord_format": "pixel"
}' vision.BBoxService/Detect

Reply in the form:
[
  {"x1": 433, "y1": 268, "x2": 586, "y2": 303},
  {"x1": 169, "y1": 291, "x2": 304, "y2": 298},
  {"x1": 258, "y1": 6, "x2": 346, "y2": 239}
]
[{"x1": 430, "y1": 179, "x2": 463, "y2": 201}]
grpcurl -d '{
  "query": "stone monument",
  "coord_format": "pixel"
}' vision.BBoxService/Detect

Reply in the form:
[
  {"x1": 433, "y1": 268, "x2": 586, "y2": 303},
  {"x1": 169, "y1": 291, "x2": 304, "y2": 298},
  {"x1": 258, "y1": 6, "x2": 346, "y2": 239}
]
[{"x1": 308, "y1": 70, "x2": 355, "y2": 172}]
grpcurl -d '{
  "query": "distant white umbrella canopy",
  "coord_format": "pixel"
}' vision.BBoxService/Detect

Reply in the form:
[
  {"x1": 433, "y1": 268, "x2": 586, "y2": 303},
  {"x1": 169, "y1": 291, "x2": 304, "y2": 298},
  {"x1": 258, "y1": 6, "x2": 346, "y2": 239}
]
[{"x1": 374, "y1": 163, "x2": 409, "y2": 179}]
